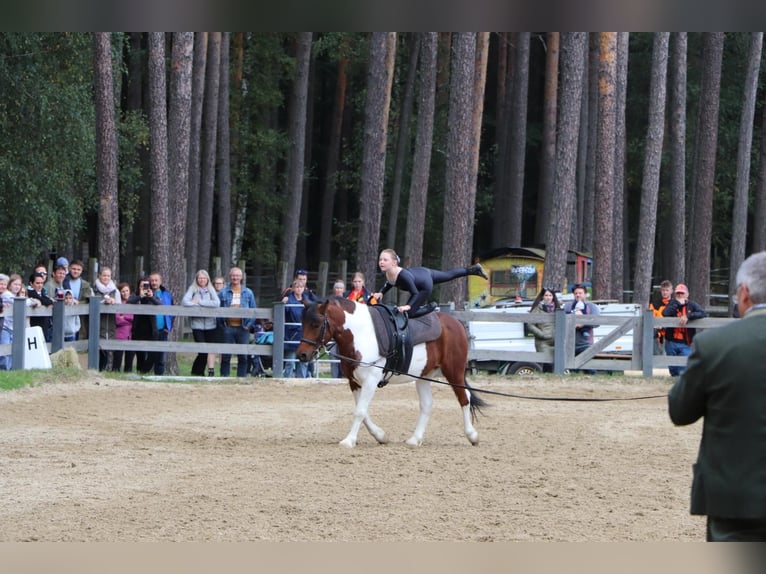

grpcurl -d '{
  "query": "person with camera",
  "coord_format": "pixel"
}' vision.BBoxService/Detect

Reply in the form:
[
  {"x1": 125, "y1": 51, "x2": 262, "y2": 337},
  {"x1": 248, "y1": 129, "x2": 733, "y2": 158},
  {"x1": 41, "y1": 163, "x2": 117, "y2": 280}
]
[
  {"x1": 563, "y1": 284, "x2": 600, "y2": 374},
  {"x1": 128, "y1": 276, "x2": 162, "y2": 374}
]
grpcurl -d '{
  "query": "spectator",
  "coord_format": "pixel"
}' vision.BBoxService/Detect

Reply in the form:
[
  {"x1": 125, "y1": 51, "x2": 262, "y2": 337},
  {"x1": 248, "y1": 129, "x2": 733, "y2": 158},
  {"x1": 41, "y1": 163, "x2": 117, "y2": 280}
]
[
  {"x1": 330, "y1": 279, "x2": 345, "y2": 377},
  {"x1": 27, "y1": 269, "x2": 54, "y2": 342},
  {"x1": 182, "y1": 269, "x2": 220, "y2": 377},
  {"x1": 148, "y1": 272, "x2": 174, "y2": 375},
  {"x1": 662, "y1": 283, "x2": 707, "y2": 376},
  {"x1": 63, "y1": 290, "x2": 80, "y2": 342},
  {"x1": 63, "y1": 259, "x2": 93, "y2": 340},
  {"x1": 112, "y1": 282, "x2": 134, "y2": 373},
  {"x1": 218, "y1": 266, "x2": 256, "y2": 377},
  {"x1": 212, "y1": 276, "x2": 226, "y2": 292},
  {"x1": 668, "y1": 251, "x2": 766, "y2": 541},
  {"x1": 55, "y1": 256, "x2": 69, "y2": 273},
  {"x1": 281, "y1": 268, "x2": 318, "y2": 302},
  {"x1": 563, "y1": 283, "x2": 600, "y2": 374},
  {"x1": 128, "y1": 276, "x2": 161, "y2": 374},
  {"x1": 344, "y1": 271, "x2": 377, "y2": 304},
  {"x1": 0, "y1": 274, "x2": 10, "y2": 367},
  {"x1": 45, "y1": 263, "x2": 67, "y2": 300},
  {"x1": 0, "y1": 274, "x2": 32, "y2": 370},
  {"x1": 92, "y1": 266, "x2": 121, "y2": 371},
  {"x1": 527, "y1": 287, "x2": 560, "y2": 373},
  {"x1": 648, "y1": 280, "x2": 673, "y2": 355},
  {"x1": 282, "y1": 280, "x2": 309, "y2": 378}
]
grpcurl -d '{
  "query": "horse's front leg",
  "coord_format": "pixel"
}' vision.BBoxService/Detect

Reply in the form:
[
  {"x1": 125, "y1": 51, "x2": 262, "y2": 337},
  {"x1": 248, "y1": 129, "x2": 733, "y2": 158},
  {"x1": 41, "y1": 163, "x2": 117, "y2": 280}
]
[
  {"x1": 406, "y1": 379, "x2": 433, "y2": 447},
  {"x1": 340, "y1": 381, "x2": 386, "y2": 448}
]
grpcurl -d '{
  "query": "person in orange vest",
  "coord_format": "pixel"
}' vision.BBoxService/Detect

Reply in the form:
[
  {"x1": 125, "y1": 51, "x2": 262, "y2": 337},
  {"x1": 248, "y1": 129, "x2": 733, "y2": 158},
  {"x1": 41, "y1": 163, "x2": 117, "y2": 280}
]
[
  {"x1": 662, "y1": 283, "x2": 707, "y2": 376},
  {"x1": 344, "y1": 271, "x2": 377, "y2": 305},
  {"x1": 649, "y1": 279, "x2": 674, "y2": 355}
]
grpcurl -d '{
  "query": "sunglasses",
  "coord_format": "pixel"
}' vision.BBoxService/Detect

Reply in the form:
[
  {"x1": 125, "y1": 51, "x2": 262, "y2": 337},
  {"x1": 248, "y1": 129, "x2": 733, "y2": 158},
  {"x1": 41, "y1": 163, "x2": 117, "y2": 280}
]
[{"x1": 296, "y1": 269, "x2": 307, "y2": 275}]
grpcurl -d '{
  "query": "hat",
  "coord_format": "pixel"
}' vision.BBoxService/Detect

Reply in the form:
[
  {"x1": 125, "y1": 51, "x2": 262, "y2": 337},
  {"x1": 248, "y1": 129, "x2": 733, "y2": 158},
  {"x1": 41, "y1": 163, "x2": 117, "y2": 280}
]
[
  {"x1": 675, "y1": 284, "x2": 688, "y2": 294},
  {"x1": 56, "y1": 257, "x2": 69, "y2": 268}
]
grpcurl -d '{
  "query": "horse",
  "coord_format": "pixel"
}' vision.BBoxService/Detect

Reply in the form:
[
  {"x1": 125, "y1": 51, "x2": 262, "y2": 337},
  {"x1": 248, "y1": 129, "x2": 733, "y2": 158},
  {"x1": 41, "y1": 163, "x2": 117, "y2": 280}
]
[{"x1": 296, "y1": 297, "x2": 487, "y2": 448}]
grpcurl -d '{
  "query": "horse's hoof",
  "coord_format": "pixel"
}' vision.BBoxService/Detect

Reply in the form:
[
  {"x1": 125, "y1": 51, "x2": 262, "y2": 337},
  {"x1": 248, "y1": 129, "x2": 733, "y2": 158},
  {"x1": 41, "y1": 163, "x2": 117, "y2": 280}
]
[
  {"x1": 339, "y1": 438, "x2": 356, "y2": 449},
  {"x1": 375, "y1": 433, "x2": 389, "y2": 445},
  {"x1": 405, "y1": 436, "x2": 422, "y2": 448},
  {"x1": 467, "y1": 431, "x2": 479, "y2": 446}
]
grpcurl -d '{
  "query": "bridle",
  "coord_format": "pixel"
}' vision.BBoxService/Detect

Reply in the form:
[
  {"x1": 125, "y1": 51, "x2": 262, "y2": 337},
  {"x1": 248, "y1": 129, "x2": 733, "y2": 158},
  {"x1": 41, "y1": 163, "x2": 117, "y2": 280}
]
[{"x1": 299, "y1": 311, "x2": 331, "y2": 358}]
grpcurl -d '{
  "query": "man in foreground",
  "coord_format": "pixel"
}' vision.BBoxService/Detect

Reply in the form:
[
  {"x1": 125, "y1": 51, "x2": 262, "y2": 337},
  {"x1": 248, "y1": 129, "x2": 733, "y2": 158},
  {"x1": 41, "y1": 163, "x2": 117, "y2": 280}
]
[{"x1": 668, "y1": 251, "x2": 766, "y2": 541}]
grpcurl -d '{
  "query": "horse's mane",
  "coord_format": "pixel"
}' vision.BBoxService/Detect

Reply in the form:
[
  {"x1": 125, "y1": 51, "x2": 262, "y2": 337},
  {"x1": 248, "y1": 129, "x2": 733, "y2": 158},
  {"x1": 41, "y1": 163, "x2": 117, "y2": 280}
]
[{"x1": 305, "y1": 296, "x2": 356, "y2": 323}]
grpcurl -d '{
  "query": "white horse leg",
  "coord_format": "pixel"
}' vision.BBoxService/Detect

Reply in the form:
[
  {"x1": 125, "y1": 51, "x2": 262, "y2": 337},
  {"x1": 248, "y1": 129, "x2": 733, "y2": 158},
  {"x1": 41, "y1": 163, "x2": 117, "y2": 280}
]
[
  {"x1": 405, "y1": 380, "x2": 433, "y2": 448},
  {"x1": 462, "y1": 402, "x2": 479, "y2": 445},
  {"x1": 339, "y1": 382, "x2": 382, "y2": 448}
]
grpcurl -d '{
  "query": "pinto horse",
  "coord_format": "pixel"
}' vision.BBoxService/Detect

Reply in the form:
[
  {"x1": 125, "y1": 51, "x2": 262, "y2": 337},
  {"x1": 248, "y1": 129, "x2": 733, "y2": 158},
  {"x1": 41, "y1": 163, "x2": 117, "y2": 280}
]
[{"x1": 296, "y1": 297, "x2": 487, "y2": 448}]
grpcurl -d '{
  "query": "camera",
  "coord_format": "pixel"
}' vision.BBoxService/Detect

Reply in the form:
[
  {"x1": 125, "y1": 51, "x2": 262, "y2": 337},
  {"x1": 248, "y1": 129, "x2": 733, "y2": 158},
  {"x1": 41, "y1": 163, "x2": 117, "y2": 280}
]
[{"x1": 141, "y1": 282, "x2": 151, "y2": 296}]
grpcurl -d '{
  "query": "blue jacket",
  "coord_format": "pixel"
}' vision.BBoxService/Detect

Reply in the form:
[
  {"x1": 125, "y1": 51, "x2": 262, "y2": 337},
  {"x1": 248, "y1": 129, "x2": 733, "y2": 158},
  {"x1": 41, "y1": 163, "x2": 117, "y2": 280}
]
[
  {"x1": 155, "y1": 286, "x2": 174, "y2": 332},
  {"x1": 218, "y1": 284, "x2": 257, "y2": 330}
]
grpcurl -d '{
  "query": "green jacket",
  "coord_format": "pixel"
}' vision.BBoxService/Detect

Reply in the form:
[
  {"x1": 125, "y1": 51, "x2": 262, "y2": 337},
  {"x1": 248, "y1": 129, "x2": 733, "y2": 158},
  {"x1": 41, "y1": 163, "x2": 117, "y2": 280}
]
[{"x1": 668, "y1": 307, "x2": 766, "y2": 518}]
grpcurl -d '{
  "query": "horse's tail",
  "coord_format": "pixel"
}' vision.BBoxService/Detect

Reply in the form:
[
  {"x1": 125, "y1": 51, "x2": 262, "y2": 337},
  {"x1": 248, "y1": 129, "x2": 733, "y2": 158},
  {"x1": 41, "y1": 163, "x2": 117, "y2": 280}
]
[{"x1": 465, "y1": 379, "x2": 489, "y2": 423}]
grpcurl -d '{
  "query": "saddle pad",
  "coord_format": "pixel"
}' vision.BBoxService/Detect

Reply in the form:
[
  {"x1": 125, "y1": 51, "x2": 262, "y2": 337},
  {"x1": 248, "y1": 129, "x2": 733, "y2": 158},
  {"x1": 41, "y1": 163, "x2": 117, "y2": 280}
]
[{"x1": 369, "y1": 306, "x2": 442, "y2": 356}]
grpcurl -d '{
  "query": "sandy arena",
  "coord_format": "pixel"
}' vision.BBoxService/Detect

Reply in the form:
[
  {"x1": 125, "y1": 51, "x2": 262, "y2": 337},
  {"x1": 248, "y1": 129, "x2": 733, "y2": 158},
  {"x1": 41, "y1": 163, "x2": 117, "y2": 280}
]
[{"x1": 0, "y1": 372, "x2": 705, "y2": 542}]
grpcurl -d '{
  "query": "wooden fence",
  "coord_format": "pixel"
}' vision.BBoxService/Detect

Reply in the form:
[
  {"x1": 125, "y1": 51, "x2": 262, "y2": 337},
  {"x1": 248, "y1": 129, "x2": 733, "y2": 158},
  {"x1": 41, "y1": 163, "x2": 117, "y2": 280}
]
[
  {"x1": 446, "y1": 308, "x2": 734, "y2": 376},
  {"x1": 1, "y1": 298, "x2": 736, "y2": 377}
]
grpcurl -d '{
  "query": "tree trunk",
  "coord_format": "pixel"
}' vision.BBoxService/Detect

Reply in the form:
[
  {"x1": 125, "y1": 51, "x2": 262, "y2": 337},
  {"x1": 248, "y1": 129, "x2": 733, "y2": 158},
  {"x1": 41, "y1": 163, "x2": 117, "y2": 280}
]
[
  {"x1": 404, "y1": 32, "x2": 437, "y2": 268},
  {"x1": 185, "y1": 32, "x2": 207, "y2": 278},
  {"x1": 632, "y1": 33, "x2": 670, "y2": 309},
  {"x1": 279, "y1": 32, "x2": 313, "y2": 288},
  {"x1": 439, "y1": 32, "x2": 477, "y2": 306},
  {"x1": 667, "y1": 33, "x2": 687, "y2": 283},
  {"x1": 469, "y1": 31, "x2": 490, "y2": 257},
  {"x1": 535, "y1": 32, "x2": 559, "y2": 245},
  {"x1": 754, "y1": 90, "x2": 766, "y2": 254},
  {"x1": 492, "y1": 35, "x2": 513, "y2": 247},
  {"x1": 94, "y1": 32, "x2": 120, "y2": 273},
  {"x1": 581, "y1": 34, "x2": 600, "y2": 252},
  {"x1": 230, "y1": 33, "x2": 246, "y2": 265},
  {"x1": 197, "y1": 32, "x2": 221, "y2": 272},
  {"x1": 386, "y1": 34, "x2": 420, "y2": 251},
  {"x1": 543, "y1": 33, "x2": 588, "y2": 291},
  {"x1": 592, "y1": 32, "x2": 617, "y2": 300},
  {"x1": 612, "y1": 32, "x2": 629, "y2": 301},
  {"x1": 573, "y1": 44, "x2": 589, "y2": 249},
  {"x1": 148, "y1": 32, "x2": 170, "y2": 277},
  {"x1": 318, "y1": 43, "x2": 349, "y2": 266},
  {"x1": 216, "y1": 32, "x2": 232, "y2": 272},
  {"x1": 167, "y1": 32, "x2": 194, "y2": 294},
  {"x1": 728, "y1": 32, "x2": 762, "y2": 314},
  {"x1": 356, "y1": 32, "x2": 397, "y2": 290},
  {"x1": 688, "y1": 32, "x2": 724, "y2": 307},
  {"x1": 504, "y1": 32, "x2": 530, "y2": 247}
]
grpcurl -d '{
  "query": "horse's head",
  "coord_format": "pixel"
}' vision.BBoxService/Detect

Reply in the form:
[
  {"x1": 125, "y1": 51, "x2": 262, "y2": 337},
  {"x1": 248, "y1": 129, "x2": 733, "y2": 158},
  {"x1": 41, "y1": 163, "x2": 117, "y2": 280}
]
[{"x1": 296, "y1": 299, "x2": 334, "y2": 362}]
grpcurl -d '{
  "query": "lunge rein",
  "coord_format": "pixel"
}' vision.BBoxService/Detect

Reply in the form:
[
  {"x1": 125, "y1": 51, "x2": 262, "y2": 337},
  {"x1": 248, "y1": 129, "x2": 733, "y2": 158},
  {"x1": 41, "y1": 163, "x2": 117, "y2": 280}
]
[{"x1": 300, "y1": 307, "x2": 665, "y2": 402}]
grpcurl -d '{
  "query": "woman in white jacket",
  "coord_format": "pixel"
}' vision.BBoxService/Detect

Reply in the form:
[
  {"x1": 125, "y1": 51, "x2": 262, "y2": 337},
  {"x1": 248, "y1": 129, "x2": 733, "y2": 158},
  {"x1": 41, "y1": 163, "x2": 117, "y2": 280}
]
[{"x1": 182, "y1": 269, "x2": 220, "y2": 376}]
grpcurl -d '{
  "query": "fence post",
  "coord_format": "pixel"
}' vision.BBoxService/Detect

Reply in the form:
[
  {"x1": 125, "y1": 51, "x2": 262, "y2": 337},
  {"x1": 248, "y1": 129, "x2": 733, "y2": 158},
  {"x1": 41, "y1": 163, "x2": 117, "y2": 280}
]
[
  {"x1": 272, "y1": 302, "x2": 285, "y2": 377},
  {"x1": 642, "y1": 309, "x2": 655, "y2": 377},
  {"x1": 11, "y1": 297, "x2": 26, "y2": 370},
  {"x1": 318, "y1": 261, "x2": 329, "y2": 297},
  {"x1": 87, "y1": 296, "x2": 101, "y2": 370},
  {"x1": 553, "y1": 308, "x2": 566, "y2": 374},
  {"x1": 51, "y1": 298, "x2": 65, "y2": 354}
]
